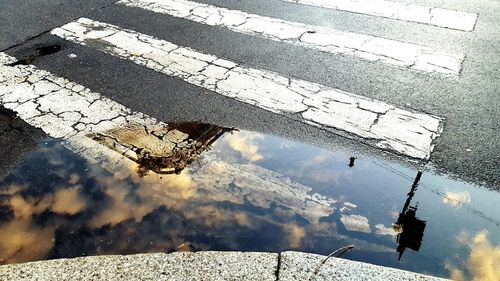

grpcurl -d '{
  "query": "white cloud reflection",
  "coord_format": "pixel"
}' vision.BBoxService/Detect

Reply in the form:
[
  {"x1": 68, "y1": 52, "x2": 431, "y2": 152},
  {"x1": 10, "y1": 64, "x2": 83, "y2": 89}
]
[
  {"x1": 374, "y1": 224, "x2": 397, "y2": 236},
  {"x1": 442, "y1": 191, "x2": 471, "y2": 208},
  {"x1": 223, "y1": 132, "x2": 264, "y2": 162},
  {"x1": 340, "y1": 214, "x2": 371, "y2": 233},
  {"x1": 447, "y1": 230, "x2": 500, "y2": 281}
]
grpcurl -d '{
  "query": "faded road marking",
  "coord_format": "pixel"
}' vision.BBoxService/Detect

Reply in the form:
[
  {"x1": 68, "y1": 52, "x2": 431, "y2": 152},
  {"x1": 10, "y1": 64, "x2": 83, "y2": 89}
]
[
  {"x1": 282, "y1": 0, "x2": 478, "y2": 31},
  {"x1": 0, "y1": 52, "x2": 155, "y2": 140},
  {"x1": 52, "y1": 19, "x2": 443, "y2": 159},
  {"x1": 117, "y1": 0, "x2": 464, "y2": 76}
]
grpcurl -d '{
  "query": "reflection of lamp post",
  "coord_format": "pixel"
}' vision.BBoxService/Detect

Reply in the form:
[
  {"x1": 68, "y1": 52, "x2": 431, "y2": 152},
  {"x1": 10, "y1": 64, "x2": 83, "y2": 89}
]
[
  {"x1": 392, "y1": 171, "x2": 427, "y2": 261},
  {"x1": 348, "y1": 157, "x2": 356, "y2": 167}
]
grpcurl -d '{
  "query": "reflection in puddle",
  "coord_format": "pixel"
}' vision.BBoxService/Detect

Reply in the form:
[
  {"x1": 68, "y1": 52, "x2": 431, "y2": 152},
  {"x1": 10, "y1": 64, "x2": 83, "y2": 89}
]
[
  {"x1": 90, "y1": 122, "x2": 231, "y2": 176},
  {"x1": 447, "y1": 231, "x2": 500, "y2": 281},
  {"x1": 393, "y1": 171, "x2": 426, "y2": 261},
  {"x1": 0, "y1": 121, "x2": 499, "y2": 280}
]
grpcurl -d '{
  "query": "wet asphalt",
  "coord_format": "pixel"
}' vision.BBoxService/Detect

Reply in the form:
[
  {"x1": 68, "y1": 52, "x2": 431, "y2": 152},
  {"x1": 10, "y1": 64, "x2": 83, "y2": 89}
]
[{"x1": 0, "y1": 0, "x2": 499, "y2": 188}]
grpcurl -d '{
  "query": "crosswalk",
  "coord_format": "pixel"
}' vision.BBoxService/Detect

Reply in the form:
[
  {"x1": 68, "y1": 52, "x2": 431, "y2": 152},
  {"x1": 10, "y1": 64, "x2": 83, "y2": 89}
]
[
  {"x1": 116, "y1": 0, "x2": 464, "y2": 75},
  {"x1": 0, "y1": 0, "x2": 479, "y2": 162},
  {"x1": 281, "y1": 0, "x2": 478, "y2": 31}
]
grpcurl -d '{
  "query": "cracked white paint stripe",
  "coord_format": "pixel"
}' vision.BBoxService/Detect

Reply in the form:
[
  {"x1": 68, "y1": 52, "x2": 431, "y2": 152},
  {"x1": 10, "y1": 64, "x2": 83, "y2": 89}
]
[
  {"x1": 116, "y1": 0, "x2": 464, "y2": 76},
  {"x1": 51, "y1": 18, "x2": 443, "y2": 159},
  {"x1": 281, "y1": 0, "x2": 478, "y2": 31},
  {"x1": 0, "y1": 52, "x2": 160, "y2": 148},
  {"x1": 0, "y1": 51, "x2": 190, "y2": 180}
]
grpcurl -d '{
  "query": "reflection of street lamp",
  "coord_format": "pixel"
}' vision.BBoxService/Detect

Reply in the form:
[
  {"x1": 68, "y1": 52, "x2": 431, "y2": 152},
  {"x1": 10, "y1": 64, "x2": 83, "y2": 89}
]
[{"x1": 392, "y1": 171, "x2": 427, "y2": 261}]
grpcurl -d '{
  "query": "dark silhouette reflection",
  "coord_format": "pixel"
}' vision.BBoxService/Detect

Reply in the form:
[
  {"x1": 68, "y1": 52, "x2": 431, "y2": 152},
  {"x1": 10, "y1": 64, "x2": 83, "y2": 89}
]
[
  {"x1": 7, "y1": 44, "x2": 62, "y2": 66},
  {"x1": 136, "y1": 122, "x2": 232, "y2": 176},
  {"x1": 348, "y1": 157, "x2": 356, "y2": 168},
  {"x1": 91, "y1": 122, "x2": 232, "y2": 176},
  {"x1": 393, "y1": 171, "x2": 427, "y2": 261}
]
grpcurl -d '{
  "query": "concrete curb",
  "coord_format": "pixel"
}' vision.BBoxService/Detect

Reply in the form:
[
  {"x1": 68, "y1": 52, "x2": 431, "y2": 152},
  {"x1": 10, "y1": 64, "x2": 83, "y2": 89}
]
[{"x1": 0, "y1": 251, "x2": 449, "y2": 281}]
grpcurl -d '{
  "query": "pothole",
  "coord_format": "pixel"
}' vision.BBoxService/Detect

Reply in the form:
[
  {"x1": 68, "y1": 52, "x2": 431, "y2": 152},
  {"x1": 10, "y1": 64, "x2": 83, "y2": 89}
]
[{"x1": 7, "y1": 44, "x2": 62, "y2": 66}]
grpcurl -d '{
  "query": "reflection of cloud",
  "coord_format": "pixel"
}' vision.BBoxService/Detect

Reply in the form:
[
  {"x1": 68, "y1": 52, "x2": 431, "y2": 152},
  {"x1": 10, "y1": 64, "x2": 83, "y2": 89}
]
[
  {"x1": 312, "y1": 222, "x2": 337, "y2": 234},
  {"x1": 284, "y1": 224, "x2": 306, "y2": 248},
  {"x1": 0, "y1": 182, "x2": 89, "y2": 263},
  {"x1": 0, "y1": 185, "x2": 21, "y2": 195},
  {"x1": 304, "y1": 153, "x2": 331, "y2": 167},
  {"x1": 0, "y1": 188, "x2": 56, "y2": 264},
  {"x1": 0, "y1": 133, "x2": 343, "y2": 264},
  {"x1": 442, "y1": 191, "x2": 471, "y2": 208},
  {"x1": 9, "y1": 186, "x2": 87, "y2": 217},
  {"x1": 89, "y1": 169, "x2": 196, "y2": 228},
  {"x1": 374, "y1": 224, "x2": 396, "y2": 236},
  {"x1": 224, "y1": 132, "x2": 264, "y2": 162},
  {"x1": 340, "y1": 214, "x2": 371, "y2": 233},
  {"x1": 344, "y1": 202, "x2": 357, "y2": 208},
  {"x1": 0, "y1": 165, "x2": 199, "y2": 263},
  {"x1": 89, "y1": 183, "x2": 142, "y2": 228},
  {"x1": 183, "y1": 206, "x2": 252, "y2": 229},
  {"x1": 280, "y1": 150, "x2": 353, "y2": 186},
  {"x1": 136, "y1": 170, "x2": 196, "y2": 201},
  {"x1": 194, "y1": 154, "x2": 336, "y2": 224},
  {"x1": 0, "y1": 220, "x2": 55, "y2": 264},
  {"x1": 307, "y1": 169, "x2": 353, "y2": 184},
  {"x1": 456, "y1": 231, "x2": 470, "y2": 245},
  {"x1": 447, "y1": 230, "x2": 500, "y2": 281},
  {"x1": 9, "y1": 195, "x2": 52, "y2": 219},
  {"x1": 52, "y1": 186, "x2": 86, "y2": 215},
  {"x1": 389, "y1": 210, "x2": 399, "y2": 219},
  {"x1": 335, "y1": 233, "x2": 394, "y2": 254},
  {"x1": 340, "y1": 201, "x2": 357, "y2": 213}
]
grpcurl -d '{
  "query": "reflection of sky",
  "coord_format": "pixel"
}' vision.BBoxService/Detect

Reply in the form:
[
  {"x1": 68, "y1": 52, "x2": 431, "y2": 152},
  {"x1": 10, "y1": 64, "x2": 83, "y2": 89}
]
[{"x1": 0, "y1": 130, "x2": 499, "y2": 280}]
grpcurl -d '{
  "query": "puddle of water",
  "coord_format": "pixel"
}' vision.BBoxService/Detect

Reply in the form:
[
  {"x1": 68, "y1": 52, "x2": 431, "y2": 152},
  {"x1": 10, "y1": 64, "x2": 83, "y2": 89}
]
[{"x1": 0, "y1": 120, "x2": 499, "y2": 280}]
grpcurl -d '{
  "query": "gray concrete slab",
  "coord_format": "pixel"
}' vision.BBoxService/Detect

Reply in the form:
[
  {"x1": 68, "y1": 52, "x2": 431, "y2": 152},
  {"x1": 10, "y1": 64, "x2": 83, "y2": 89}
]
[
  {"x1": 0, "y1": 251, "x2": 449, "y2": 281},
  {"x1": 0, "y1": 252, "x2": 278, "y2": 281},
  {"x1": 278, "y1": 251, "x2": 449, "y2": 281}
]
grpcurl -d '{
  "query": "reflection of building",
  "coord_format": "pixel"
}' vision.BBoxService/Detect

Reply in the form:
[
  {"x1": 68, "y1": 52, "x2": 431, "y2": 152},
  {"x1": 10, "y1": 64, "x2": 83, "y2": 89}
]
[
  {"x1": 91, "y1": 122, "x2": 231, "y2": 176},
  {"x1": 393, "y1": 171, "x2": 427, "y2": 261}
]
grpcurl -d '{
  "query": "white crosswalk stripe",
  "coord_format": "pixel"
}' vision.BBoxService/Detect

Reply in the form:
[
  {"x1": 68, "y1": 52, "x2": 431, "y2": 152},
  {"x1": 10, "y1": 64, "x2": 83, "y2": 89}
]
[
  {"x1": 281, "y1": 0, "x2": 478, "y2": 31},
  {"x1": 0, "y1": 53, "x2": 157, "y2": 139},
  {"x1": 117, "y1": 0, "x2": 464, "y2": 76},
  {"x1": 2, "y1": 0, "x2": 476, "y2": 160},
  {"x1": 50, "y1": 18, "x2": 443, "y2": 160}
]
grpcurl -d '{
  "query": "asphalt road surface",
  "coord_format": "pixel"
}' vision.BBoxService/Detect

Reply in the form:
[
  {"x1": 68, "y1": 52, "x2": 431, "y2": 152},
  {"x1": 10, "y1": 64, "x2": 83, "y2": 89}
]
[{"x1": 1, "y1": 0, "x2": 499, "y2": 189}]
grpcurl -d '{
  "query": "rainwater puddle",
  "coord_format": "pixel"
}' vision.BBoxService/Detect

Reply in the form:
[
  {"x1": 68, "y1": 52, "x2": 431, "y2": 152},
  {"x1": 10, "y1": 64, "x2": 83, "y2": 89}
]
[{"x1": 0, "y1": 120, "x2": 499, "y2": 280}]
